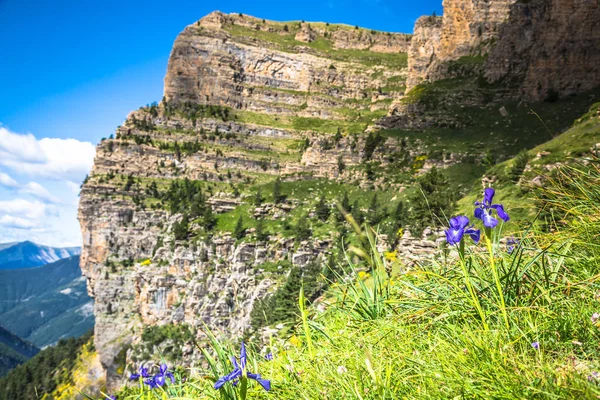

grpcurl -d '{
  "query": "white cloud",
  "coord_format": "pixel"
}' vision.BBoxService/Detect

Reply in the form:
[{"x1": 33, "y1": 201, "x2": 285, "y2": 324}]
[
  {"x1": 0, "y1": 198, "x2": 56, "y2": 221},
  {"x1": 0, "y1": 215, "x2": 39, "y2": 229},
  {"x1": 20, "y1": 182, "x2": 60, "y2": 204},
  {"x1": 0, "y1": 126, "x2": 96, "y2": 182},
  {"x1": 0, "y1": 172, "x2": 18, "y2": 188}
]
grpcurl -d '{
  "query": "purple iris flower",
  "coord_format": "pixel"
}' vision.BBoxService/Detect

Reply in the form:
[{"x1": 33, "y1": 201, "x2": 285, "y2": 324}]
[
  {"x1": 507, "y1": 237, "x2": 520, "y2": 254},
  {"x1": 144, "y1": 377, "x2": 158, "y2": 389},
  {"x1": 474, "y1": 188, "x2": 510, "y2": 228},
  {"x1": 153, "y1": 363, "x2": 176, "y2": 387},
  {"x1": 214, "y1": 342, "x2": 271, "y2": 392},
  {"x1": 129, "y1": 365, "x2": 150, "y2": 381},
  {"x1": 265, "y1": 353, "x2": 274, "y2": 361},
  {"x1": 531, "y1": 341, "x2": 540, "y2": 350},
  {"x1": 444, "y1": 216, "x2": 480, "y2": 246}
]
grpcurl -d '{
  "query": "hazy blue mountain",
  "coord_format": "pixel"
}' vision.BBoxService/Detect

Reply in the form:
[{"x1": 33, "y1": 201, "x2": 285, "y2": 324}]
[
  {"x1": 0, "y1": 241, "x2": 81, "y2": 270},
  {"x1": 0, "y1": 325, "x2": 39, "y2": 377},
  {"x1": 0, "y1": 256, "x2": 94, "y2": 348}
]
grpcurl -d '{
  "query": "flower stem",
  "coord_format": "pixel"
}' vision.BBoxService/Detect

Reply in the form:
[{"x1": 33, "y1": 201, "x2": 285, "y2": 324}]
[
  {"x1": 240, "y1": 375, "x2": 248, "y2": 400},
  {"x1": 485, "y1": 228, "x2": 509, "y2": 329},
  {"x1": 458, "y1": 239, "x2": 488, "y2": 330}
]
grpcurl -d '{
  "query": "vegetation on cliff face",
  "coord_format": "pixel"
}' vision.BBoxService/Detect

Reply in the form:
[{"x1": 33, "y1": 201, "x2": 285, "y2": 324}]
[{"x1": 100, "y1": 153, "x2": 600, "y2": 399}]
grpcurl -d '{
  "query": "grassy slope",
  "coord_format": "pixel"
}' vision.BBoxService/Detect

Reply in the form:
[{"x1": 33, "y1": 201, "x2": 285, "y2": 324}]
[
  {"x1": 113, "y1": 153, "x2": 600, "y2": 399},
  {"x1": 457, "y1": 101, "x2": 600, "y2": 224}
]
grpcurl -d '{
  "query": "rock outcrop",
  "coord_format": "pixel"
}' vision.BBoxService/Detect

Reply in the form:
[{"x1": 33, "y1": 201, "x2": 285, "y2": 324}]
[
  {"x1": 405, "y1": 0, "x2": 600, "y2": 100},
  {"x1": 484, "y1": 0, "x2": 600, "y2": 101},
  {"x1": 406, "y1": 16, "x2": 443, "y2": 89}
]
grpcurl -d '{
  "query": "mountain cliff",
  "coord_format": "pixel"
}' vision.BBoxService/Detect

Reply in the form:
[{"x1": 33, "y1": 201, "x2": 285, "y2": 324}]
[
  {"x1": 78, "y1": 3, "x2": 600, "y2": 389},
  {"x1": 404, "y1": 0, "x2": 600, "y2": 100}
]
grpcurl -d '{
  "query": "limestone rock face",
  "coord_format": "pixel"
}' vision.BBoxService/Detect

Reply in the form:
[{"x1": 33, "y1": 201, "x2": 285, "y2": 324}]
[
  {"x1": 484, "y1": 0, "x2": 600, "y2": 100},
  {"x1": 295, "y1": 24, "x2": 316, "y2": 43},
  {"x1": 404, "y1": 0, "x2": 600, "y2": 100},
  {"x1": 406, "y1": 16, "x2": 443, "y2": 90},
  {"x1": 437, "y1": 0, "x2": 517, "y2": 60},
  {"x1": 78, "y1": 5, "x2": 600, "y2": 391},
  {"x1": 164, "y1": 11, "x2": 410, "y2": 108}
]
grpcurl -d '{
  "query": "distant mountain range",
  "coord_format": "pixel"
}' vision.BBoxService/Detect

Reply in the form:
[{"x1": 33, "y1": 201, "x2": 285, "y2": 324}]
[
  {"x1": 0, "y1": 255, "x2": 94, "y2": 348},
  {"x1": 0, "y1": 241, "x2": 81, "y2": 270},
  {"x1": 0, "y1": 325, "x2": 38, "y2": 377}
]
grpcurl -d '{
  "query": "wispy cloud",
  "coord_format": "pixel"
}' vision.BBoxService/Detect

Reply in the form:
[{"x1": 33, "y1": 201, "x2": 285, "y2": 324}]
[
  {"x1": 0, "y1": 198, "x2": 58, "y2": 230},
  {"x1": 20, "y1": 182, "x2": 61, "y2": 204},
  {"x1": 0, "y1": 172, "x2": 18, "y2": 188},
  {"x1": 0, "y1": 126, "x2": 96, "y2": 182},
  {"x1": 0, "y1": 125, "x2": 92, "y2": 246}
]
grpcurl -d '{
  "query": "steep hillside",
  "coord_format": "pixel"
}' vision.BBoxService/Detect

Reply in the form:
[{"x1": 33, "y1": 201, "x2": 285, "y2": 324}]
[
  {"x1": 0, "y1": 241, "x2": 81, "y2": 270},
  {"x1": 0, "y1": 326, "x2": 39, "y2": 377},
  {"x1": 78, "y1": 5, "x2": 600, "y2": 389},
  {"x1": 458, "y1": 101, "x2": 600, "y2": 221},
  {"x1": 0, "y1": 332, "x2": 96, "y2": 400},
  {"x1": 0, "y1": 256, "x2": 94, "y2": 348}
]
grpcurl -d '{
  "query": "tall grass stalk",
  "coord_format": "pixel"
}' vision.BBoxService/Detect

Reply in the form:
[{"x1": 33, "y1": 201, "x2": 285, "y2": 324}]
[{"x1": 484, "y1": 227, "x2": 510, "y2": 329}]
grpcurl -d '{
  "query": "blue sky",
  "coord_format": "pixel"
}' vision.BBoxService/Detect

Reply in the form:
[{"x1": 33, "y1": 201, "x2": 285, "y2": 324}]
[{"x1": 0, "y1": 0, "x2": 443, "y2": 246}]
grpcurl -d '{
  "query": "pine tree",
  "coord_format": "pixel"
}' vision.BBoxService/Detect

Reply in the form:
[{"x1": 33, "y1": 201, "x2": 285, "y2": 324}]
[
  {"x1": 202, "y1": 205, "x2": 217, "y2": 230},
  {"x1": 407, "y1": 166, "x2": 455, "y2": 237},
  {"x1": 255, "y1": 218, "x2": 268, "y2": 241},
  {"x1": 337, "y1": 155, "x2": 346, "y2": 174},
  {"x1": 295, "y1": 215, "x2": 311, "y2": 241},
  {"x1": 367, "y1": 193, "x2": 385, "y2": 226},
  {"x1": 315, "y1": 196, "x2": 330, "y2": 222},
  {"x1": 254, "y1": 190, "x2": 263, "y2": 206},
  {"x1": 233, "y1": 216, "x2": 245, "y2": 239},
  {"x1": 273, "y1": 178, "x2": 284, "y2": 204},
  {"x1": 124, "y1": 174, "x2": 135, "y2": 191},
  {"x1": 173, "y1": 214, "x2": 189, "y2": 241},
  {"x1": 341, "y1": 191, "x2": 351, "y2": 213},
  {"x1": 334, "y1": 127, "x2": 342, "y2": 143},
  {"x1": 352, "y1": 199, "x2": 364, "y2": 224}
]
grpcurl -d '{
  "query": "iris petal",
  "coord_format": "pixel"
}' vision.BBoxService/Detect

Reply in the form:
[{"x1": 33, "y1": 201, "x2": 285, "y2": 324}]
[
  {"x1": 484, "y1": 188, "x2": 495, "y2": 205},
  {"x1": 450, "y1": 215, "x2": 469, "y2": 230},
  {"x1": 214, "y1": 368, "x2": 241, "y2": 389},
  {"x1": 474, "y1": 207, "x2": 483, "y2": 221},
  {"x1": 166, "y1": 372, "x2": 175, "y2": 383},
  {"x1": 482, "y1": 210, "x2": 499, "y2": 228},
  {"x1": 465, "y1": 228, "x2": 480, "y2": 244},
  {"x1": 492, "y1": 204, "x2": 510, "y2": 222},
  {"x1": 159, "y1": 364, "x2": 168, "y2": 375},
  {"x1": 155, "y1": 374, "x2": 165, "y2": 387},
  {"x1": 445, "y1": 227, "x2": 464, "y2": 246},
  {"x1": 240, "y1": 342, "x2": 247, "y2": 370},
  {"x1": 248, "y1": 373, "x2": 271, "y2": 391}
]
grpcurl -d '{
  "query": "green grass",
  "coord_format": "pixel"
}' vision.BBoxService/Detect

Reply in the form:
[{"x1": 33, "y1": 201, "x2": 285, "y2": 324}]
[
  {"x1": 235, "y1": 108, "x2": 386, "y2": 135},
  {"x1": 384, "y1": 86, "x2": 600, "y2": 158},
  {"x1": 456, "y1": 101, "x2": 600, "y2": 224},
  {"x1": 109, "y1": 158, "x2": 600, "y2": 399},
  {"x1": 221, "y1": 23, "x2": 409, "y2": 69}
]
